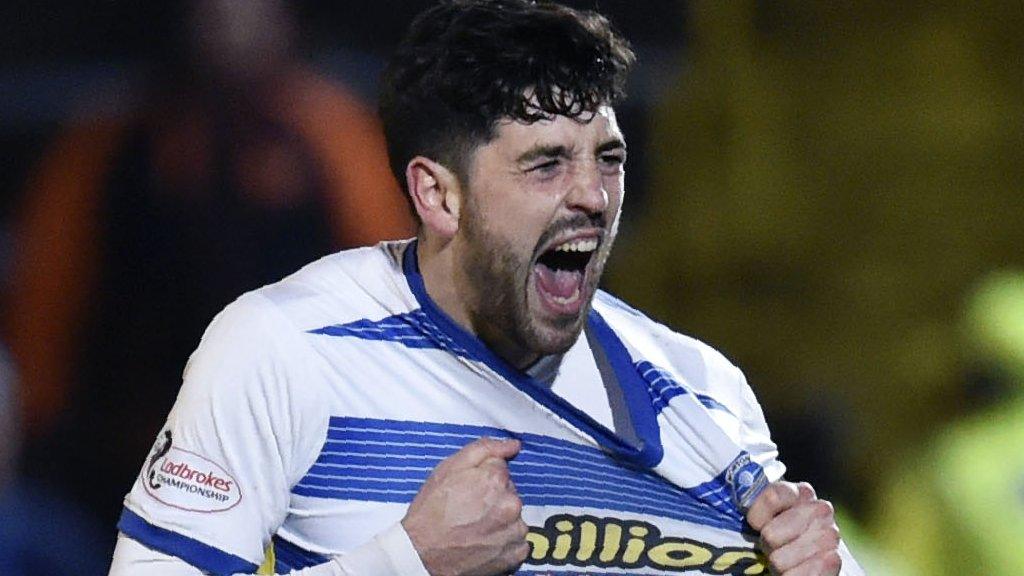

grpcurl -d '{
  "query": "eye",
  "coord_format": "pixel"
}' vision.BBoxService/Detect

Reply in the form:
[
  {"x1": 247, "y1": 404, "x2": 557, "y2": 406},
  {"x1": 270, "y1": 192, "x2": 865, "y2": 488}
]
[
  {"x1": 599, "y1": 152, "x2": 625, "y2": 172},
  {"x1": 528, "y1": 158, "x2": 562, "y2": 175}
]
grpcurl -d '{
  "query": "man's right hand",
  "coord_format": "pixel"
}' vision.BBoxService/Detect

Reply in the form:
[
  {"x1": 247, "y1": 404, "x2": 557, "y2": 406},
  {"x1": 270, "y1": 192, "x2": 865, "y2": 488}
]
[{"x1": 401, "y1": 437, "x2": 529, "y2": 576}]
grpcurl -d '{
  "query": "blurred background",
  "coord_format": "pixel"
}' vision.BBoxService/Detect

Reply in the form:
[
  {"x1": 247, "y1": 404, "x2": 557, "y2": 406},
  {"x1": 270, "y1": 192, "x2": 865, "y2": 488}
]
[{"x1": 1, "y1": 1, "x2": 1021, "y2": 574}]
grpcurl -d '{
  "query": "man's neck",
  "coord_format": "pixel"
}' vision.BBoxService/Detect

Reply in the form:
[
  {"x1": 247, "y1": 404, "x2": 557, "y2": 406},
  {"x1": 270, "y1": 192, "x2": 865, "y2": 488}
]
[{"x1": 416, "y1": 238, "x2": 539, "y2": 370}]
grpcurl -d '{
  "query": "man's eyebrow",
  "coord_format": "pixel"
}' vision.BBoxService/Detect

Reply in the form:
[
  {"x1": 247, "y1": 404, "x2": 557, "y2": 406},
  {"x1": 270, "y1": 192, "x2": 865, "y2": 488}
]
[
  {"x1": 596, "y1": 138, "x2": 626, "y2": 155},
  {"x1": 516, "y1": 144, "x2": 570, "y2": 164}
]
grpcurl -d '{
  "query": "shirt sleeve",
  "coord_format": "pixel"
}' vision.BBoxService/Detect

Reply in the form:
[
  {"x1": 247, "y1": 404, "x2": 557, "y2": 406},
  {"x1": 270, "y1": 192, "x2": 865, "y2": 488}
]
[
  {"x1": 733, "y1": 366, "x2": 787, "y2": 482},
  {"x1": 838, "y1": 540, "x2": 867, "y2": 576},
  {"x1": 110, "y1": 522, "x2": 429, "y2": 576},
  {"x1": 117, "y1": 292, "x2": 331, "y2": 573}
]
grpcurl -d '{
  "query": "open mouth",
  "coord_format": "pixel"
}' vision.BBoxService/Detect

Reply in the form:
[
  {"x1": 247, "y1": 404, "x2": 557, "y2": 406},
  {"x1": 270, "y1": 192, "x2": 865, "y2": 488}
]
[{"x1": 532, "y1": 237, "x2": 599, "y2": 315}]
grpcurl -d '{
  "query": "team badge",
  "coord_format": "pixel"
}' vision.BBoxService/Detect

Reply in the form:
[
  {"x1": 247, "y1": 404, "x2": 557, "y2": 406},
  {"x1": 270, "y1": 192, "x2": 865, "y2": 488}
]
[{"x1": 725, "y1": 452, "x2": 768, "y2": 513}]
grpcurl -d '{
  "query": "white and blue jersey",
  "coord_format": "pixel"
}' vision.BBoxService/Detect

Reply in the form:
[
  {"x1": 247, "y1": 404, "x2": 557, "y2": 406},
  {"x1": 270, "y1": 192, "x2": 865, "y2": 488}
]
[{"x1": 119, "y1": 239, "x2": 792, "y2": 575}]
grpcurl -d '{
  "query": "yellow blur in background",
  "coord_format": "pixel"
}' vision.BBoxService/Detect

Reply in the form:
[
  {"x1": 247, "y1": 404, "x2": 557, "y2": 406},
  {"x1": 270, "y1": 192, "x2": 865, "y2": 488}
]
[{"x1": 608, "y1": 2, "x2": 1023, "y2": 574}]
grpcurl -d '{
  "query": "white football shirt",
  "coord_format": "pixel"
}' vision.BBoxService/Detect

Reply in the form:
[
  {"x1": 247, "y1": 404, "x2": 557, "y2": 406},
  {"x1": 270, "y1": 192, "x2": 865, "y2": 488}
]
[{"x1": 117, "y1": 240, "x2": 859, "y2": 575}]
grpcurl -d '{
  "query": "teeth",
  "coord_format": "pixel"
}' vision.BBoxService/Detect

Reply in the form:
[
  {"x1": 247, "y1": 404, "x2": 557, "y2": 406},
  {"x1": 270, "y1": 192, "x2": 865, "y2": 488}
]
[{"x1": 553, "y1": 238, "x2": 598, "y2": 253}]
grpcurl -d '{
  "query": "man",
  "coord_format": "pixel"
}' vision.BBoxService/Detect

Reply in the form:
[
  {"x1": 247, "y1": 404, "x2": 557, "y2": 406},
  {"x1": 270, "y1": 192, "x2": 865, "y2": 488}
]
[
  {"x1": 8, "y1": 0, "x2": 412, "y2": 546},
  {"x1": 110, "y1": 1, "x2": 861, "y2": 574}
]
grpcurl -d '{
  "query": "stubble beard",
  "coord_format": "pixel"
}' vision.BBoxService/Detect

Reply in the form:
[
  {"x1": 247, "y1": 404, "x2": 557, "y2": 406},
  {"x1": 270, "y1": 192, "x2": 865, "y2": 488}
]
[{"x1": 461, "y1": 212, "x2": 610, "y2": 363}]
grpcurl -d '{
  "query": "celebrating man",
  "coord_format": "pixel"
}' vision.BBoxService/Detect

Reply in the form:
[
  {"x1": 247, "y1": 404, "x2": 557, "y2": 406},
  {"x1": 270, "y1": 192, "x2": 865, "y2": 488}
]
[{"x1": 110, "y1": 1, "x2": 861, "y2": 574}]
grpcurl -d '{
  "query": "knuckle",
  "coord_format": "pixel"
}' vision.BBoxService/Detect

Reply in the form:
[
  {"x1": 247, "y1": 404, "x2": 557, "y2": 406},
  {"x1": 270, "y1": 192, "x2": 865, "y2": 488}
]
[
  {"x1": 822, "y1": 550, "x2": 843, "y2": 572},
  {"x1": 759, "y1": 525, "x2": 779, "y2": 549},
  {"x1": 767, "y1": 551, "x2": 787, "y2": 574},
  {"x1": 813, "y1": 499, "x2": 835, "y2": 520},
  {"x1": 763, "y1": 486, "x2": 783, "y2": 508},
  {"x1": 768, "y1": 481, "x2": 799, "y2": 506},
  {"x1": 509, "y1": 494, "x2": 524, "y2": 516},
  {"x1": 498, "y1": 494, "x2": 523, "y2": 520},
  {"x1": 474, "y1": 437, "x2": 497, "y2": 451},
  {"x1": 489, "y1": 463, "x2": 511, "y2": 484},
  {"x1": 510, "y1": 540, "x2": 531, "y2": 564},
  {"x1": 798, "y1": 481, "x2": 817, "y2": 498},
  {"x1": 514, "y1": 519, "x2": 529, "y2": 539},
  {"x1": 822, "y1": 525, "x2": 841, "y2": 548},
  {"x1": 499, "y1": 462, "x2": 513, "y2": 481}
]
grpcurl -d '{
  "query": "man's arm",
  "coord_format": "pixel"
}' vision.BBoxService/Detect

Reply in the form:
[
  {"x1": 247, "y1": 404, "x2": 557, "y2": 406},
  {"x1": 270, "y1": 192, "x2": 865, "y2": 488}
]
[
  {"x1": 115, "y1": 522, "x2": 423, "y2": 569},
  {"x1": 110, "y1": 523, "x2": 425, "y2": 576},
  {"x1": 111, "y1": 437, "x2": 529, "y2": 576}
]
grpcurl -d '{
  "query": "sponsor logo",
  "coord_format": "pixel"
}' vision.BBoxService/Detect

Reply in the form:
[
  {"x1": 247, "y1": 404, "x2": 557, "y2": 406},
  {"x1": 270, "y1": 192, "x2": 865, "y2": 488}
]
[
  {"x1": 142, "y1": 430, "x2": 242, "y2": 513},
  {"x1": 146, "y1": 430, "x2": 173, "y2": 490},
  {"x1": 525, "y1": 514, "x2": 767, "y2": 575}
]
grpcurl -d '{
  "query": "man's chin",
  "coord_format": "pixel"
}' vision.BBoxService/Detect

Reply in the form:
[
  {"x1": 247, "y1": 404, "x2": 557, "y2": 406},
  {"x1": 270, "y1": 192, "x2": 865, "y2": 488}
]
[
  {"x1": 525, "y1": 313, "x2": 588, "y2": 357},
  {"x1": 521, "y1": 277, "x2": 601, "y2": 357}
]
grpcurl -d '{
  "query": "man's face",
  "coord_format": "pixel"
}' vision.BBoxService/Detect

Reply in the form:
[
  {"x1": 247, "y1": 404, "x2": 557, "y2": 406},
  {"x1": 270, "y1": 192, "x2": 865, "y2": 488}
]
[{"x1": 453, "y1": 106, "x2": 626, "y2": 367}]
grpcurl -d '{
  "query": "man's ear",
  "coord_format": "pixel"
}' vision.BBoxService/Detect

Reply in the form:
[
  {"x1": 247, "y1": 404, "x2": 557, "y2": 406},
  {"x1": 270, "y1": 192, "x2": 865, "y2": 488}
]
[{"x1": 406, "y1": 156, "x2": 461, "y2": 239}]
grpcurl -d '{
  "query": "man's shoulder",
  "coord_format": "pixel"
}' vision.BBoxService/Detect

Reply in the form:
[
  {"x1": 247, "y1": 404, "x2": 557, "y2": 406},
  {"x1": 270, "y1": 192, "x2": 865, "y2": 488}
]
[
  {"x1": 593, "y1": 291, "x2": 737, "y2": 367},
  {"x1": 178, "y1": 243, "x2": 416, "y2": 414},
  {"x1": 188, "y1": 240, "x2": 415, "y2": 366},
  {"x1": 592, "y1": 290, "x2": 745, "y2": 393},
  {"x1": 241, "y1": 240, "x2": 415, "y2": 330}
]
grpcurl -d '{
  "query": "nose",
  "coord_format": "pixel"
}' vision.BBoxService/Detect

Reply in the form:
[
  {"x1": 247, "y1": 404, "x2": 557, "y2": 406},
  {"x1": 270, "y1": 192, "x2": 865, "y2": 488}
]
[{"x1": 565, "y1": 161, "x2": 608, "y2": 216}]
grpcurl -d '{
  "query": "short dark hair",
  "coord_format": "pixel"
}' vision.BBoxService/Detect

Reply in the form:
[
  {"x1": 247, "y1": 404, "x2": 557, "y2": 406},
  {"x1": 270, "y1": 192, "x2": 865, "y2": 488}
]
[{"x1": 379, "y1": 0, "x2": 635, "y2": 198}]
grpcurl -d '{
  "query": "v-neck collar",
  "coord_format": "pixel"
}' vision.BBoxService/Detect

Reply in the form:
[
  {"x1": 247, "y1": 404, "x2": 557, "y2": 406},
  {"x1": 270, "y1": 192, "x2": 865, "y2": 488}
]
[{"x1": 401, "y1": 240, "x2": 664, "y2": 469}]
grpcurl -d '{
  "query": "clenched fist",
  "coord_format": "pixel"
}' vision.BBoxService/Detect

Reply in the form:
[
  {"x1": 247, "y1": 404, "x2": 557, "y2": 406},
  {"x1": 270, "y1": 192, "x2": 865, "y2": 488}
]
[
  {"x1": 402, "y1": 437, "x2": 529, "y2": 576},
  {"x1": 746, "y1": 481, "x2": 842, "y2": 576}
]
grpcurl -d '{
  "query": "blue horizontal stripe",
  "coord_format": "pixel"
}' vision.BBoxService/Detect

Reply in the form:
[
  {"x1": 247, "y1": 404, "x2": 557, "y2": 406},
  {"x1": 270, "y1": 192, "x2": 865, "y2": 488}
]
[
  {"x1": 295, "y1": 472, "x2": 731, "y2": 527},
  {"x1": 695, "y1": 393, "x2": 731, "y2": 413},
  {"x1": 272, "y1": 535, "x2": 328, "y2": 571},
  {"x1": 117, "y1": 508, "x2": 259, "y2": 575},
  {"x1": 294, "y1": 485, "x2": 419, "y2": 500},
  {"x1": 295, "y1": 417, "x2": 747, "y2": 532},
  {"x1": 521, "y1": 495, "x2": 738, "y2": 531},
  {"x1": 307, "y1": 455, "x2": 689, "y2": 506},
  {"x1": 515, "y1": 455, "x2": 683, "y2": 501},
  {"x1": 319, "y1": 440, "x2": 460, "y2": 458},
  {"x1": 318, "y1": 419, "x2": 733, "y2": 507},
  {"x1": 328, "y1": 416, "x2": 509, "y2": 436},
  {"x1": 291, "y1": 485, "x2": 741, "y2": 532},
  {"x1": 309, "y1": 310, "x2": 473, "y2": 358},
  {"x1": 325, "y1": 426, "x2": 512, "y2": 443},
  {"x1": 508, "y1": 467, "x2": 684, "y2": 503},
  {"x1": 315, "y1": 427, "x2": 692, "y2": 503},
  {"x1": 299, "y1": 475, "x2": 426, "y2": 490},
  {"x1": 308, "y1": 457, "x2": 694, "y2": 508},
  {"x1": 514, "y1": 444, "x2": 634, "y2": 470},
  {"x1": 636, "y1": 360, "x2": 734, "y2": 416},
  {"x1": 307, "y1": 463, "x2": 433, "y2": 480},
  {"x1": 327, "y1": 428, "x2": 649, "y2": 478},
  {"x1": 330, "y1": 419, "x2": 616, "y2": 467},
  {"x1": 300, "y1": 464, "x2": 717, "y2": 518},
  {"x1": 314, "y1": 452, "x2": 444, "y2": 468},
  {"x1": 317, "y1": 437, "x2": 622, "y2": 471}
]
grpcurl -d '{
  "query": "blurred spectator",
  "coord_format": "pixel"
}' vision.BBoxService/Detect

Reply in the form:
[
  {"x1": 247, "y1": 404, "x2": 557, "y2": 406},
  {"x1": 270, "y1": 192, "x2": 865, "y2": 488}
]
[
  {"x1": 0, "y1": 342, "x2": 108, "y2": 575},
  {"x1": 4, "y1": 0, "x2": 413, "y2": 553},
  {"x1": 871, "y1": 270, "x2": 1024, "y2": 574}
]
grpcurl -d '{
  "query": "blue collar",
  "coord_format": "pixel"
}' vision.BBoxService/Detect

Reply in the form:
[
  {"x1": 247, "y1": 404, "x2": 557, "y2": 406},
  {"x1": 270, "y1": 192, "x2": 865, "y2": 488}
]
[{"x1": 402, "y1": 240, "x2": 663, "y2": 468}]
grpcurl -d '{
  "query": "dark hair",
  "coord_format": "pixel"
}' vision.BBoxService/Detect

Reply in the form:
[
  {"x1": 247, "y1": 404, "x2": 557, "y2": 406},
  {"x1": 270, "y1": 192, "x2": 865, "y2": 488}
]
[{"x1": 379, "y1": 0, "x2": 635, "y2": 199}]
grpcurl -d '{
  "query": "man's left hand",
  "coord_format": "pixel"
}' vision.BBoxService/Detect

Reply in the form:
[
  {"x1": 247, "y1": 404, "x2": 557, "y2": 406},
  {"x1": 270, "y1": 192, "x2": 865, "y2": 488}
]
[{"x1": 745, "y1": 481, "x2": 842, "y2": 576}]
